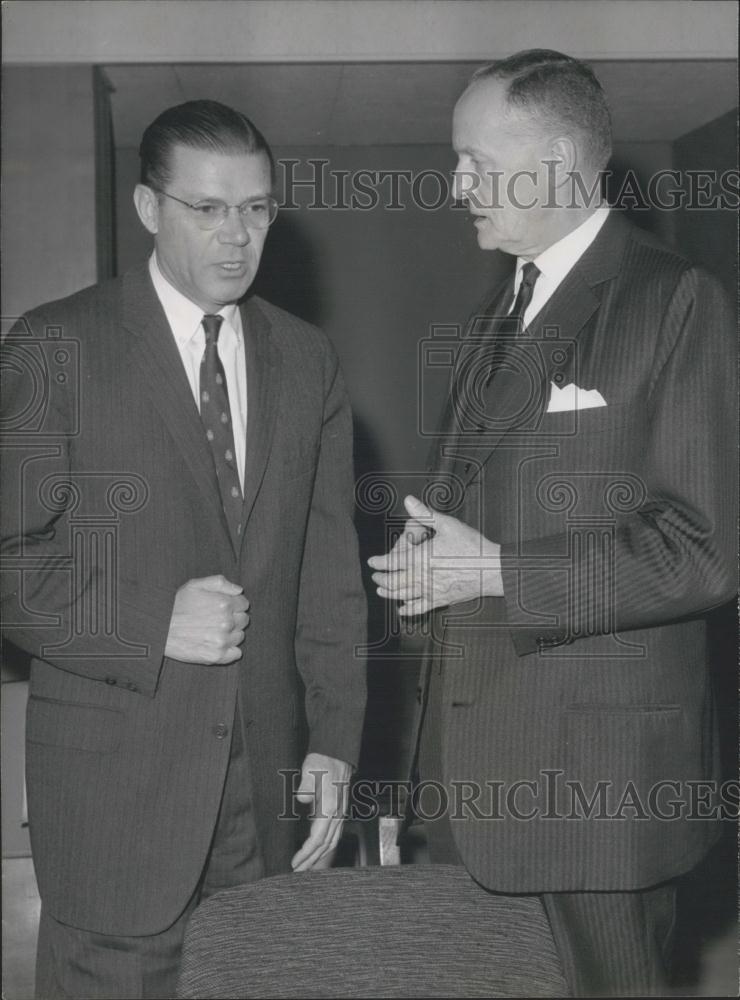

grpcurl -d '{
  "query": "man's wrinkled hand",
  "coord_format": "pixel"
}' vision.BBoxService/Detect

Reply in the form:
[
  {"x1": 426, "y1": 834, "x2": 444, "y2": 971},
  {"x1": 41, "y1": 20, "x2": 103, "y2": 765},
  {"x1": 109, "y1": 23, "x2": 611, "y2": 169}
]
[
  {"x1": 291, "y1": 753, "x2": 352, "y2": 872},
  {"x1": 367, "y1": 495, "x2": 503, "y2": 615},
  {"x1": 165, "y1": 574, "x2": 250, "y2": 664}
]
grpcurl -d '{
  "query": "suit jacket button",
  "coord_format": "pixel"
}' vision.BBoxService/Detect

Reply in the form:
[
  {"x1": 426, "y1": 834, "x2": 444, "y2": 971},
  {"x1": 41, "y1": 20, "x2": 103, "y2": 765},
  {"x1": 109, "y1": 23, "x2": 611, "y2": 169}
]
[{"x1": 213, "y1": 723, "x2": 229, "y2": 740}]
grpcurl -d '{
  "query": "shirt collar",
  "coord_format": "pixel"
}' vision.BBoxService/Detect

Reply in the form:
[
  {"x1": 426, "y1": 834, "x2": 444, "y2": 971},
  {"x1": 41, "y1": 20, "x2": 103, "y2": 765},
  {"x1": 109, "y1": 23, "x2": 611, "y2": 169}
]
[
  {"x1": 148, "y1": 251, "x2": 240, "y2": 348},
  {"x1": 516, "y1": 206, "x2": 610, "y2": 288}
]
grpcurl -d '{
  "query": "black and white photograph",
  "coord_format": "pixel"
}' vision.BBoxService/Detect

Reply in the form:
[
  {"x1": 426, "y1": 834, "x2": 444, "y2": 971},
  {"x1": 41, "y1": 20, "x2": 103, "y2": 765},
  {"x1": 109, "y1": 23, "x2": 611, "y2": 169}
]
[{"x1": 1, "y1": 2, "x2": 737, "y2": 997}]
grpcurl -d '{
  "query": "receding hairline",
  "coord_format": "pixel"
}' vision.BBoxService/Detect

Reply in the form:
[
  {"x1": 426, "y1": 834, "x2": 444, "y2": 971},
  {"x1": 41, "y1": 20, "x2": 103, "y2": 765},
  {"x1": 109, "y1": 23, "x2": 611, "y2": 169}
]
[
  {"x1": 456, "y1": 60, "x2": 612, "y2": 170},
  {"x1": 454, "y1": 77, "x2": 565, "y2": 146}
]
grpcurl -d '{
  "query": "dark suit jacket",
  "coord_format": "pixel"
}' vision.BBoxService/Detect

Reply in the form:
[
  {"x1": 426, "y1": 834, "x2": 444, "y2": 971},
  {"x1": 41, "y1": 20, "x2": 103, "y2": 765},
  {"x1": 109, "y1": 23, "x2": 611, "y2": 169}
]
[
  {"x1": 417, "y1": 213, "x2": 735, "y2": 893},
  {"x1": 0, "y1": 264, "x2": 367, "y2": 934}
]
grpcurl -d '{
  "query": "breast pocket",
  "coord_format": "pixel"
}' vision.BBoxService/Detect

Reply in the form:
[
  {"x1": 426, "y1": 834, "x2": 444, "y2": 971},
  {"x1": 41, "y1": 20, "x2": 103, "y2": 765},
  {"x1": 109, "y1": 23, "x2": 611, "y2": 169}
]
[
  {"x1": 26, "y1": 696, "x2": 123, "y2": 754},
  {"x1": 541, "y1": 401, "x2": 636, "y2": 436}
]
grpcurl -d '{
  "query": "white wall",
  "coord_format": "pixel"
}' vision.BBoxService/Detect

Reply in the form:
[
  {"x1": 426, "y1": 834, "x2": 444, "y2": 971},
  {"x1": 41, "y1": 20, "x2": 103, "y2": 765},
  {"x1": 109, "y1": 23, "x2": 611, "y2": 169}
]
[{"x1": 3, "y1": 0, "x2": 737, "y2": 63}]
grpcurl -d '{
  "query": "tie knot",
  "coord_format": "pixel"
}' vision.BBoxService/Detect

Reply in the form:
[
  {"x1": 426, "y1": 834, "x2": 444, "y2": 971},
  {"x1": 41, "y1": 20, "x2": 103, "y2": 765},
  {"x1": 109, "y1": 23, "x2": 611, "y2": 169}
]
[
  {"x1": 520, "y1": 262, "x2": 540, "y2": 290},
  {"x1": 202, "y1": 314, "x2": 224, "y2": 344}
]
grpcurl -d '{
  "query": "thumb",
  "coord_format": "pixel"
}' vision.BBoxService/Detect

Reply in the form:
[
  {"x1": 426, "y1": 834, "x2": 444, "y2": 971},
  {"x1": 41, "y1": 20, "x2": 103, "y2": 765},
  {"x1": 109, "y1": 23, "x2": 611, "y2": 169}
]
[
  {"x1": 295, "y1": 766, "x2": 317, "y2": 803},
  {"x1": 404, "y1": 495, "x2": 434, "y2": 525},
  {"x1": 199, "y1": 574, "x2": 243, "y2": 595}
]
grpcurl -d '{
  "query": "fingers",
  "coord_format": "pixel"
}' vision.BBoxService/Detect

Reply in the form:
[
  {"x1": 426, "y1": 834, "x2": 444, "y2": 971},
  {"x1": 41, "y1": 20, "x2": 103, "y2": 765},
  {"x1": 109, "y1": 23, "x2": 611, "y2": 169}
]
[
  {"x1": 399, "y1": 517, "x2": 432, "y2": 547},
  {"x1": 367, "y1": 531, "x2": 423, "y2": 572},
  {"x1": 216, "y1": 612, "x2": 248, "y2": 646},
  {"x1": 397, "y1": 598, "x2": 431, "y2": 617},
  {"x1": 367, "y1": 535, "x2": 410, "y2": 571},
  {"x1": 372, "y1": 565, "x2": 422, "y2": 598},
  {"x1": 165, "y1": 635, "x2": 244, "y2": 665},
  {"x1": 198, "y1": 574, "x2": 244, "y2": 595},
  {"x1": 227, "y1": 594, "x2": 250, "y2": 614},
  {"x1": 291, "y1": 755, "x2": 350, "y2": 870},
  {"x1": 195, "y1": 629, "x2": 245, "y2": 664},
  {"x1": 371, "y1": 543, "x2": 428, "y2": 598},
  {"x1": 367, "y1": 506, "x2": 434, "y2": 572},
  {"x1": 291, "y1": 817, "x2": 343, "y2": 871},
  {"x1": 375, "y1": 581, "x2": 420, "y2": 601},
  {"x1": 219, "y1": 644, "x2": 245, "y2": 664}
]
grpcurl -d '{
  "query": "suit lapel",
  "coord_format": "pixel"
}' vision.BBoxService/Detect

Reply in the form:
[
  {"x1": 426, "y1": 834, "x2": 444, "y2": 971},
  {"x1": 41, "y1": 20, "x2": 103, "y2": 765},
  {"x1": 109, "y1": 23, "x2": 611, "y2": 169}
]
[
  {"x1": 459, "y1": 211, "x2": 631, "y2": 486},
  {"x1": 120, "y1": 265, "x2": 232, "y2": 540},
  {"x1": 238, "y1": 297, "x2": 282, "y2": 544},
  {"x1": 427, "y1": 276, "x2": 511, "y2": 479}
]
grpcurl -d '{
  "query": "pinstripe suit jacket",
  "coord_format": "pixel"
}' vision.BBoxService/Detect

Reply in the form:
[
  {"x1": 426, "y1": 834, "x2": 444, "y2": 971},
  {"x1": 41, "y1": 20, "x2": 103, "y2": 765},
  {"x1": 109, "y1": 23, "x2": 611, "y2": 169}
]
[
  {"x1": 416, "y1": 212, "x2": 736, "y2": 892},
  {"x1": 0, "y1": 264, "x2": 367, "y2": 934}
]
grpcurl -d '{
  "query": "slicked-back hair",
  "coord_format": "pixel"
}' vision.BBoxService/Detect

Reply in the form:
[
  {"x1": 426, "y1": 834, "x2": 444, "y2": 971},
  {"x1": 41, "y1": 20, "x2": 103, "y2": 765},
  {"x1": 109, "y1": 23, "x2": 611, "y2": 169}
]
[
  {"x1": 139, "y1": 99, "x2": 275, "y2": 190},
  {"x1": 471, "y1": 49, "x2": 612, "y2": 171}
]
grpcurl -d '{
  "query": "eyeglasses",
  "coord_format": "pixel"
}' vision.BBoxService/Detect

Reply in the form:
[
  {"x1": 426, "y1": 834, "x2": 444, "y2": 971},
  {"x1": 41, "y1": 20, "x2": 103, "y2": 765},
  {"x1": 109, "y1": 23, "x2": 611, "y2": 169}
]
[{"x1": 154, "y1": 189, "x2": 278, "y2": 231}]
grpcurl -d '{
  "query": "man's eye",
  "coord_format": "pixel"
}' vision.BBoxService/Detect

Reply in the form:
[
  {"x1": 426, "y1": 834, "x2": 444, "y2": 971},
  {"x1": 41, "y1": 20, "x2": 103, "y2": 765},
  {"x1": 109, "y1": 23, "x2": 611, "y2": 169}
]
[
  {"x1": 194, "y1": 203, "x2": 222, "y2": 216},
  {"x1": 244, "y1": 201, "x2": 268, "y2": 217}
]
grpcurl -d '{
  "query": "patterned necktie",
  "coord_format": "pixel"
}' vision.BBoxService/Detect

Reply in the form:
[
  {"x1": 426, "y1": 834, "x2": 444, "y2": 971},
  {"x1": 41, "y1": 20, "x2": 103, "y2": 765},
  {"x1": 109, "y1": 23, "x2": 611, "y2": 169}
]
[{"x1": 200, "y1": 314, "x2": 243, "y2": 546}]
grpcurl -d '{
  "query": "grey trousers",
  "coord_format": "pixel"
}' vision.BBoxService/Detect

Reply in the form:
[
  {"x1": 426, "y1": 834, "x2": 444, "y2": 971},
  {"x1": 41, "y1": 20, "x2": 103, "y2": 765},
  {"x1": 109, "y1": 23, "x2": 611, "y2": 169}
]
[
  {"x1": 35, "y1": 694, "x2": 264, "y2": 1000},
  {"x1": 417, "y1": 665, "x2": 677, "y2": 998}
]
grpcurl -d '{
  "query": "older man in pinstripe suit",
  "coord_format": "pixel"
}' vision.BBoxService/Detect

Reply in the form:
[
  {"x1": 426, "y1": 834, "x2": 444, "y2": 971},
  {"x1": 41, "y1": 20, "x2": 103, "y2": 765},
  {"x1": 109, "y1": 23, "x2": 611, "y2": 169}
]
[
  {"x1": 370, "y1": 50, "x2": 735, "y2": 996},
  {"x1": 1, "y1": 101, "x2": 366, "y2": 998}
]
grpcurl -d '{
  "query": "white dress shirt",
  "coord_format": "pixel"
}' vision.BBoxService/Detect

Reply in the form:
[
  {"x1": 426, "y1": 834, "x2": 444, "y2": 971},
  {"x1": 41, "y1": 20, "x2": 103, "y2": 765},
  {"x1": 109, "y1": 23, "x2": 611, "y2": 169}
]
[
  {"x1": 512, "y1": 206, "x2": 610, "y2": 325},
  {"x1": 148, "y1": 252, "x2": 248, "y2": 489}
]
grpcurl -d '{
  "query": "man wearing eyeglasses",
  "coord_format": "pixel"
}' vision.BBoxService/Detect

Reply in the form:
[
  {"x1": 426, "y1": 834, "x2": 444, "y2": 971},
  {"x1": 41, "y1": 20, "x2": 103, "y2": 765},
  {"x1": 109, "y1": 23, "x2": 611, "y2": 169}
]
[{"x1": 1, "y1": 100, "x2": 367, "y2": 999}]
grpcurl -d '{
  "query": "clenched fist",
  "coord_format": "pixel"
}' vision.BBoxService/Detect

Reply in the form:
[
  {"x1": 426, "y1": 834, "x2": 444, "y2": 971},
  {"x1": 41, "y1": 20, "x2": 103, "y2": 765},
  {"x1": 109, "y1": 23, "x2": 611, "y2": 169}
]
[{"x1": 165, "y1": 575, "x2": 250, "y2": 664}]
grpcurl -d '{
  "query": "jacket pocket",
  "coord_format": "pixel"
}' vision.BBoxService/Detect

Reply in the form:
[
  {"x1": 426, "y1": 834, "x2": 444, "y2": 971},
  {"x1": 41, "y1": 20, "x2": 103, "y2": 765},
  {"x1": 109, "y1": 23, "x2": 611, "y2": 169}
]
[
  {"x1": 541, "y1": 401, "x2": 635, "y2": 435},
  {"x1": 26, "y1": 696, "x2": 123, "y2": 754},
  {"x1": 562, "y1": 703, "x2": 685, "y2": 804}
]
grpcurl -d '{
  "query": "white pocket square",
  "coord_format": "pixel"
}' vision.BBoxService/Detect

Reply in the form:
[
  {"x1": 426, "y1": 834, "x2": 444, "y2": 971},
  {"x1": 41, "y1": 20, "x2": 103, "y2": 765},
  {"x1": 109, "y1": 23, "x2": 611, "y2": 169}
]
[{"x1": 547, "y1": 381, "x2": 607, "y2": 413}]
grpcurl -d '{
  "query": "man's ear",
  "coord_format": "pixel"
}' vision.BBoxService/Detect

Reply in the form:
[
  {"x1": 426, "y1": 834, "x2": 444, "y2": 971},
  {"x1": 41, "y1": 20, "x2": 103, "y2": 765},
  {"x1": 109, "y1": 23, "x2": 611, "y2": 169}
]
[
  {"x1": 548, "y1": 136, "x2": 579, "y2": 190},
  {"x1": 134, "y1": 184, "x2": 159, "y2": 234}
]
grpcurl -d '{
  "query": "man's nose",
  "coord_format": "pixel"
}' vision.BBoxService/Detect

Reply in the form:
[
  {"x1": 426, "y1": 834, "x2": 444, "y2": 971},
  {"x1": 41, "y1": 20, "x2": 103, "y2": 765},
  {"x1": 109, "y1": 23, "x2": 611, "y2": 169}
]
[
  {"x1": 218, "y1": 207, "x2": 250, "y2": 245},
  {"x1": 452, "y1": 161, "x2": 475, "y2": 204}
]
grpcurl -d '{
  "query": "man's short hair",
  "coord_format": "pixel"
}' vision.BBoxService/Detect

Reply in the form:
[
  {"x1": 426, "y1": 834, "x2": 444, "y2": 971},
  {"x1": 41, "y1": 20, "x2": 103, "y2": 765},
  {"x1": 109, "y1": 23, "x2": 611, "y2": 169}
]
[
  {"x1": 139, "y1": 99, "x2": 275, "y2": 190},
  {"x1": 471, "y1": 49, "x2": 612, "y2": 171}
]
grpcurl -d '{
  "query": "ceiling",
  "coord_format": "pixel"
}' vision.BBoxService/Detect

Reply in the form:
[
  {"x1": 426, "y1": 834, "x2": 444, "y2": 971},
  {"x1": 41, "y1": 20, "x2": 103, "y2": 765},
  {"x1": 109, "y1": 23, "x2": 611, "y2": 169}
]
[{"x1": 105, "y1": 60, "x2": 737, "y2": 149}]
